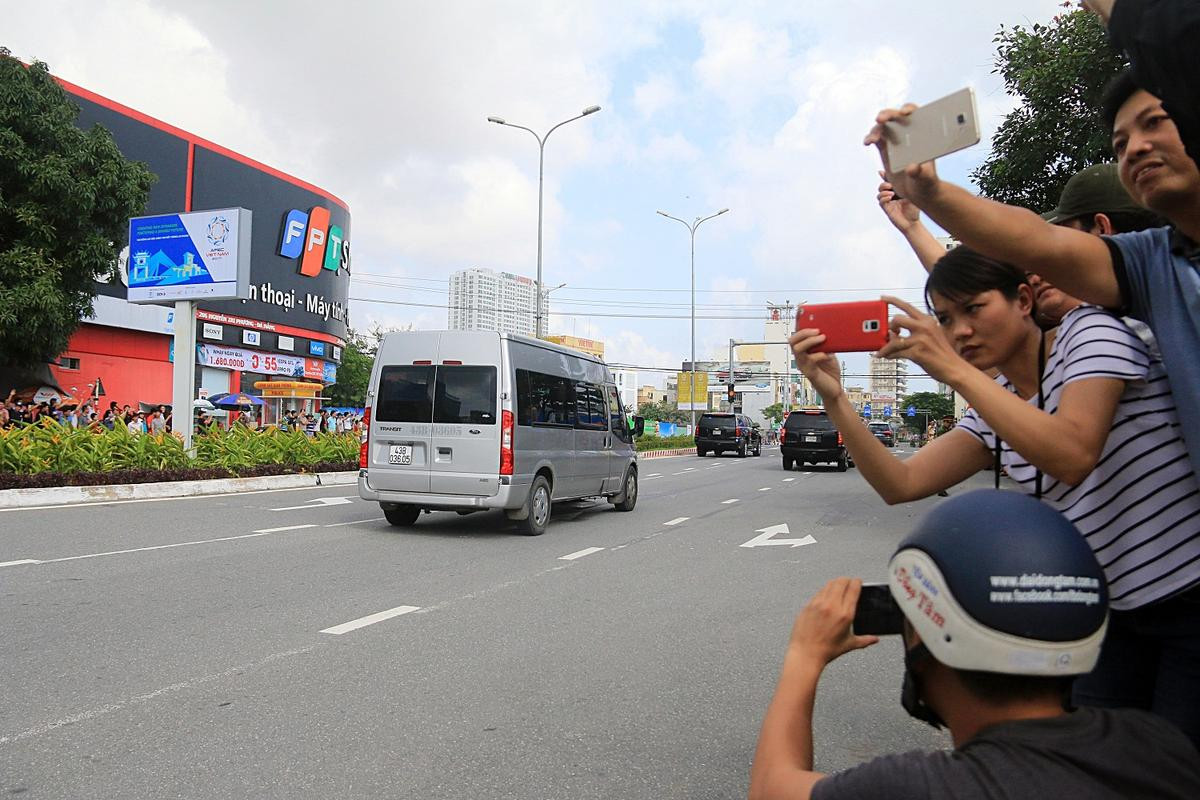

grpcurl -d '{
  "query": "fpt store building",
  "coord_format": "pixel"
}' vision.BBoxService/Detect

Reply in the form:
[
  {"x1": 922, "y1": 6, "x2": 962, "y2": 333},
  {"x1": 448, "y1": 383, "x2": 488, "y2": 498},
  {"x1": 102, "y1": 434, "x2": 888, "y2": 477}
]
[{"x1": 47, "y1": 76, "x2": 352, "y2": 412}]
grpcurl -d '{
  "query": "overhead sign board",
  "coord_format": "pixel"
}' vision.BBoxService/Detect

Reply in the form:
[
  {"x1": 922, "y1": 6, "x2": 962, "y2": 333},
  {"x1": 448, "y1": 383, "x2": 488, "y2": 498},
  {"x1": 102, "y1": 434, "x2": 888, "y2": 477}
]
[{"x1": 127, "y1": 207, "x2": 251, "y2": 303}]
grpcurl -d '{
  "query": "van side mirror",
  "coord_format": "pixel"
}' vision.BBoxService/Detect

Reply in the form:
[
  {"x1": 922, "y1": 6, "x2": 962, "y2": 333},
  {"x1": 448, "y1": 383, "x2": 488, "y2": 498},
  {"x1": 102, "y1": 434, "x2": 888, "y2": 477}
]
[{"x1": 633, "y1": 416, "x2": 645, "y2": 437}]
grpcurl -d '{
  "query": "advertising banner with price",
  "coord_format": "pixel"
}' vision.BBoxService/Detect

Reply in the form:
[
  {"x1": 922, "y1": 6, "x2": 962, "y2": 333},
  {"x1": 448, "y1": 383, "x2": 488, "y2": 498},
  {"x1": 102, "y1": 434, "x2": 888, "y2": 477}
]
[{"x1": 197, "y1": 343, "x2": 329, "y2": 382}]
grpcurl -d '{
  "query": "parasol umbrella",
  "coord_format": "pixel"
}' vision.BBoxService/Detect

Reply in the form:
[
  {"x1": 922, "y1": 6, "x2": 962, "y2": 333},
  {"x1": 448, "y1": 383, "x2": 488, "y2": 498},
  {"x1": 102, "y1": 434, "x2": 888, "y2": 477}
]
[
  {"x1": 193, "y1": 398, "x2": 215, "y2": 410},
  {"x1": 210, "y1": 392, "x2": 263, "y2": 408}
]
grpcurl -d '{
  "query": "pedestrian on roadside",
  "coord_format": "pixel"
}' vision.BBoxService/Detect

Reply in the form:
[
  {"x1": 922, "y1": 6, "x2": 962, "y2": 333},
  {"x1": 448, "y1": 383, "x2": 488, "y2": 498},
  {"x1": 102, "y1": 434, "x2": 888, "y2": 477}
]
[
  {"x1": 149, "y1": 408, "x2": 167, "y2": 436},
  {"x1": 790, "y1": 247, "x2": 1200, "y2": 746},
  {"x1": 749, "y1": 490, "x2": 1200, "y2": 800},
  {"x1": 863, "y1": 71, "x2": 1200, "y2": 481}
]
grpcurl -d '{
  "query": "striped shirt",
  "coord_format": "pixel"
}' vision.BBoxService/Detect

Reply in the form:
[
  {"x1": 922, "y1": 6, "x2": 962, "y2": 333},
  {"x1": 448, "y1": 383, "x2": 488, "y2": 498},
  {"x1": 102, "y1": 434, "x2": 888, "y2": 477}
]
[{"x1": 957, "y1": 306, "x2": 1200, "y2": 610}]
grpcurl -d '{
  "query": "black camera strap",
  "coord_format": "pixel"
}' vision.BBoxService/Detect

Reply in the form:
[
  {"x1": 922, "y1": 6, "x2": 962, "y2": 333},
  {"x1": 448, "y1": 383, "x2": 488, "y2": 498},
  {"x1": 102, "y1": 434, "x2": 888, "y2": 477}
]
[{"x1": 994, "y1": 329, "x2": 1046, "y2": 500}]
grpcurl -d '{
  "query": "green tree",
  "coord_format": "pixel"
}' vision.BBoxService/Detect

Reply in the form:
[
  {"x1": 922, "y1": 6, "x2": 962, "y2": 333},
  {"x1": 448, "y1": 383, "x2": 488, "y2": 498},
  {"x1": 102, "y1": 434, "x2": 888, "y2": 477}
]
[
  {"x1": 897, "y1": 391, "x2": 957, "y2": 434},
  {"x1": 0, "y1": 51, "x2": 154, "y2": 370},
  {"x1": 324, "y1": 328, "x2": 374, "y2": 407},
  {"x1": 761, "y1": 403, "x2": 785, "y2": 425},
  {"x1": 971, "y1": 9, "x2": 1127, "y2": 212},
  {"x1": 637, "y1": 399, "x2": 687, "y2": 424}
]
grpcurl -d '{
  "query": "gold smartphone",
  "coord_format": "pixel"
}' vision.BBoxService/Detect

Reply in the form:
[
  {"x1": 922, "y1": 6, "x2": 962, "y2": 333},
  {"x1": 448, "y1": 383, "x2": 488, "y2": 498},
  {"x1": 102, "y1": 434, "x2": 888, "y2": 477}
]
[{"x1": 884, "y1": 87, "x2": 980, "y2": 171}]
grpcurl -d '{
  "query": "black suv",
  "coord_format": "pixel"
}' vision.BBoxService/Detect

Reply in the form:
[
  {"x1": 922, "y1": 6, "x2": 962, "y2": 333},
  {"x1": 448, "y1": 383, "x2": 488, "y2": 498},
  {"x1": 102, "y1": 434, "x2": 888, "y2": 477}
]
[
  {"x1": 867, "y1": 421, "x2": 895, "y2": 447},
  {"x1": 781, "y1": 409, "x2": 849, "y2": 471},
  {"x1": 696, "y1": 412, "x2": 762, "y2": 457}
]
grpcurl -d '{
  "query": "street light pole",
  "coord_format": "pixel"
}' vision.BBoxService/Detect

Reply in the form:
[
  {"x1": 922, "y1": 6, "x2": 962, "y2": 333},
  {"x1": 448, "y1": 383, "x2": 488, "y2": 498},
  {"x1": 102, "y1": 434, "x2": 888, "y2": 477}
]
[
  {"x1": 487, "y1": 106, "x2": 601, "y2": 338},
  {"x1": 658, "y1": 208, "x2": 728, "y2": 433}
]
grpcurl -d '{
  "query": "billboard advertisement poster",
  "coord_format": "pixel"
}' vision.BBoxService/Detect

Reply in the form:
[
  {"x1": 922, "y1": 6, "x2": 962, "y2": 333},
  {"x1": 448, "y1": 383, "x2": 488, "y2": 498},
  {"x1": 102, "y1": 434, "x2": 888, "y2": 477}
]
[
  {"x1": 196, "y1": 343, "x2": 332, "y2": 383},
  {"x1": 676, "y1": 371, "x2": 709, "y2": 411},
  {"x1": 127, "y1": 207, "x2": 251, "y2": 303}
]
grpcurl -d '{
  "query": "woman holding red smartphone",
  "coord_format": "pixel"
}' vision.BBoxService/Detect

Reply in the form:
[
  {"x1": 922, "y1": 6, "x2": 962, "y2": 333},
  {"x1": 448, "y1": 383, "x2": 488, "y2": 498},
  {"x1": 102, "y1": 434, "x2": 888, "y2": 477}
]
[{"x1": 790, "y1": 245, "x2": 1200, "y2": 747}]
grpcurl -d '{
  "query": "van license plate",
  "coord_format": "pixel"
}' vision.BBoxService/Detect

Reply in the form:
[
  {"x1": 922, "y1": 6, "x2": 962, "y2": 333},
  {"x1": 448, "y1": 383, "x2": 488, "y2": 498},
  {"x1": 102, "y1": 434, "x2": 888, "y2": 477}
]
[
  {"x1": 388, "y1": 445, "x2": 413, "y2": 465},
  {"x1": 805, "y1": 435, "x2": 818, "y2": 443}
]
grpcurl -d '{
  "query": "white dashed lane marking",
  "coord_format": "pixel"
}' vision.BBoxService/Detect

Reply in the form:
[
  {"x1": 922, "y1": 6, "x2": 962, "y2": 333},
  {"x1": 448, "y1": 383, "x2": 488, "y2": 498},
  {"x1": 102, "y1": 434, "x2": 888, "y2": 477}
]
[
  {"x1": 559, "y1": 547, "x2": 605, "y2": 561},
  {"x1": 721, "y1": 499, "x2": 740, "y2": 504},
  {"x1": 758, "y1": 487, "x2": 771, "y2": 492},
  {"x1": 663, "y1": 517, "x2": 690, "y2": 526},
  {"x1": 320, "y1": 605, "x2": 421, "y2": 636}
]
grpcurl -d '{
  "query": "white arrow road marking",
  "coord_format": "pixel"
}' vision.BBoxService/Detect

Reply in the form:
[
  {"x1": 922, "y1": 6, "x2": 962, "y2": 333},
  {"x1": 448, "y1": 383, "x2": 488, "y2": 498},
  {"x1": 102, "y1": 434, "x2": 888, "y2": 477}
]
[
  {"x1": 320, "y1": 605, "x2": 421, "y2": 635},
  {"x1": 270, "y1": 496, "x2": 356, "y2": 512},
  {"x1": 740, "y1": 523, "x2": 818, "y2": 549},
  {"x1": 663, "y1": 517, "x2": 689, "y2": 526},
  {"x1": 559, "y1": 547, "x2": 605, "y2": 561}
]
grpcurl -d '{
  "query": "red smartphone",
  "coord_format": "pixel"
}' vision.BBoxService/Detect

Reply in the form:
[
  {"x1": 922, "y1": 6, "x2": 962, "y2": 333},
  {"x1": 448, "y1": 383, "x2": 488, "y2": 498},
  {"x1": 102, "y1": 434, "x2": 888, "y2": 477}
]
[{"x1": 796, "y1": 300, "x2": 889, "y2": 353}]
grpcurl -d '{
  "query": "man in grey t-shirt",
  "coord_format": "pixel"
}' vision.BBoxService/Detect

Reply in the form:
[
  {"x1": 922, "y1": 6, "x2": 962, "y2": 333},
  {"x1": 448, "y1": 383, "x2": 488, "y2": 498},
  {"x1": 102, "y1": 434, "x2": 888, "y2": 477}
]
[{"x1": 749, "y1": 491, "x2": 1200, "y2": 800}]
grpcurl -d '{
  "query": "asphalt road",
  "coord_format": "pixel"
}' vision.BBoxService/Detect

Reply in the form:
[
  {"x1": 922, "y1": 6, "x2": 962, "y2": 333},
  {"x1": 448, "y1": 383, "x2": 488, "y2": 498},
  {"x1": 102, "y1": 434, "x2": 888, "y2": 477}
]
[{"x1": 1, "y1": 447, "x2": 991, "y2": 799}]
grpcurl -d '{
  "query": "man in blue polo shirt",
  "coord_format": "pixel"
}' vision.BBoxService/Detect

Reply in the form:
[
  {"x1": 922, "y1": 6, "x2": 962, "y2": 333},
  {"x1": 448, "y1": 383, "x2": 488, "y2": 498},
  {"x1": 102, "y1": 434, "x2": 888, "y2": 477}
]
[{"x1": 863, "y1": 67, "x2": 1200, "y2": 478}]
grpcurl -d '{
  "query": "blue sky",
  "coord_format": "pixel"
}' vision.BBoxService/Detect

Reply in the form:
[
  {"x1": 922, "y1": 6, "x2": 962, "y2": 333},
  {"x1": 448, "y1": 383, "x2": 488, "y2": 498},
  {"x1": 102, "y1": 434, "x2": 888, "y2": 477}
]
[{"x1": 8, "y1": 0, "x2": 1076, "y2": 391}]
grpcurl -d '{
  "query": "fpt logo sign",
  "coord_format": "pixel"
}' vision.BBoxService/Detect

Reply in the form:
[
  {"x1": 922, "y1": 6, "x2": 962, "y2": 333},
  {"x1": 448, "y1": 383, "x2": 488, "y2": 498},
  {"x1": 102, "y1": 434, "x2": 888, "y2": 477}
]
[{"x1": 279, "y1": 207, "x2": 351, "y2": 277}]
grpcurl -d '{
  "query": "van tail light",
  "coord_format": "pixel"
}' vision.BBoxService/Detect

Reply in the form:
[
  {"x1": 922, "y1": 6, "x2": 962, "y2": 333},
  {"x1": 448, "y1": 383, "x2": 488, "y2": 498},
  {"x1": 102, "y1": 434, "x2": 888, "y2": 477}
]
[
  {"x1": 359, "y1": 406, "x2": 372, "y2": 468},
  {"x1": 735, "y1": 426, "x2": 744, "y2": 436},
  {"x1": 500, "y1": 409, "x2": 514, "y2": 475},
  {"x1": 780, "y1": 430, "x2": 787, "y2": 444},
  {"x1": 837, "y1": 431, "x2": 844, "y2": 446}
]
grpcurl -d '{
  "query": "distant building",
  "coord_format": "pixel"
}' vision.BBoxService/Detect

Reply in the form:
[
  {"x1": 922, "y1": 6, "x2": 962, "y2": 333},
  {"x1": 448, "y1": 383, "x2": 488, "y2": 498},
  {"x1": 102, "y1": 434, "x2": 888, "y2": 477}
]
[
  {"x1": 637, "y1": 385, "x2": 673, "y2": 408},
  {"x1": 869, "y1": 354, "x2": 908, "y2": 414},
  {"x1": 845, "y1": 385, "x2": 869, "y2": 414},
  {"x1": 448, "y1": 268, "x2": 548, "y2": 336},
  {"x1": 613, "y1": 369, "x2": 639, "y2": 410},
  {"x1": 543, "y1": 334, "x2": 605, "y2": 360},
  {"x1": 736, "y1": 302, "x2": 812, "y2": 410}
]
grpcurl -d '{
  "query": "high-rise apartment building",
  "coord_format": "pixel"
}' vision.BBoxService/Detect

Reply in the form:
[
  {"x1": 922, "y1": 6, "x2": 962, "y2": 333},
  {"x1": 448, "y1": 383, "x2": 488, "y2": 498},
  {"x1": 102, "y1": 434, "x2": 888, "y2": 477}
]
[
  {"x1": 447, "y1": 268, "x2": 549, "y2": 336},
  {"x1": 869, "y1": 354, "x2": 908, "y2": 403}
]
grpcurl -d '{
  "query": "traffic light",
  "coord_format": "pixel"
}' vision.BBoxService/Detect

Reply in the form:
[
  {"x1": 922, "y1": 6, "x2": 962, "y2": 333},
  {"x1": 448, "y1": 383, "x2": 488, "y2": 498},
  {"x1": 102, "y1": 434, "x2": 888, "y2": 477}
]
[{"x1": 727, "y1": 384, "x2": 736, "y2": 403}]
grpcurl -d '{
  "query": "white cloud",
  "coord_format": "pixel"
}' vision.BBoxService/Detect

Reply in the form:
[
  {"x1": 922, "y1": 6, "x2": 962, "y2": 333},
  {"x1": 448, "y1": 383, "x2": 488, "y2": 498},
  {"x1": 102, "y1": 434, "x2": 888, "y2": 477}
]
[
  {"x1": 634, "y1": 74, "x2": 680, "y2": 118},
  {"x1": 643, "y1": 132, "x2": 702, "y2": 162}
]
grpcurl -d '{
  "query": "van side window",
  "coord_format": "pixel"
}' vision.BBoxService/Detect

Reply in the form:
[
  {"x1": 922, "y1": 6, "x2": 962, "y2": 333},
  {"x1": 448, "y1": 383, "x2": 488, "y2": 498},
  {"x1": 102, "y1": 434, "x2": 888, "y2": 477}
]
[
  {"x1": 575, "y1": 383, "x2": 607, "y2": 431},
  {"x1": 517, "y1": 369, "x2": 574, "y2": 426},
  {"x1": 434, "y1": 366, "x2": 496, "y2": 425},
  {"x1": 607, "y1": 385, "x2": 630, "y2": 442},
  {"x1": 376, "y1": 366, "x2": 434, "y2": 422}
]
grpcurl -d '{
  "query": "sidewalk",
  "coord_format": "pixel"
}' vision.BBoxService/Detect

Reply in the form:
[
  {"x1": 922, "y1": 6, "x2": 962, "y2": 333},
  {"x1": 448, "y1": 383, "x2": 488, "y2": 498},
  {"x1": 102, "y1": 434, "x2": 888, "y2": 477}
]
[{"x1": 0, "y1": 471, "x2": 358, "y2": 510}]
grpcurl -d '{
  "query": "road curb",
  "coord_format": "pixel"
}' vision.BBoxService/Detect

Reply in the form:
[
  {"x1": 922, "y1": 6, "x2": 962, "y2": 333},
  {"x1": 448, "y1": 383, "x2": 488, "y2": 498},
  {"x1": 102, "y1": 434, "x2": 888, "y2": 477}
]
[{"x1": 0, "y1": 471, "x2": 359, "y2": 510}]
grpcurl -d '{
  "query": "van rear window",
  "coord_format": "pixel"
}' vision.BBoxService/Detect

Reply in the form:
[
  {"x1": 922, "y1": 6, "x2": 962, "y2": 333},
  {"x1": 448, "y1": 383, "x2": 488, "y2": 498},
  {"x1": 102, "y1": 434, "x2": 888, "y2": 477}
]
[
  {"x1": 434, "y1": 366, "x2": 496, "y2": 424},
  {"x1": 376, "y1": 366, "x2": 434, "y2": 422},
  {"x1": 375, "y1": 365, "x2": 496, "y2": 424}
]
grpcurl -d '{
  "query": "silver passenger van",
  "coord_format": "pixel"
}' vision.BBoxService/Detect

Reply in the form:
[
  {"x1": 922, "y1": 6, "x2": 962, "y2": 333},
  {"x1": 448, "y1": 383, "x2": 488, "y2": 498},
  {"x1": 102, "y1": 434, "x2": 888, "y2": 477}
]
[{"x1": 358, "y1": 330, "x2": 644, "y2": 535}]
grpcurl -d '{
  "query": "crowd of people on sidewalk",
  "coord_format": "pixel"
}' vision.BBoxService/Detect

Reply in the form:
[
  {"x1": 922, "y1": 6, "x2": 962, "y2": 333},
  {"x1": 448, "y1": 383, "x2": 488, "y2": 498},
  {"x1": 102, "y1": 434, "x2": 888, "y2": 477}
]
[
  {"x1": 2, "y1": 389, "x2": 363, "y2": 438},
  {"x1": 751, "y1": 2, "x2": 1200, "y2": 798}
]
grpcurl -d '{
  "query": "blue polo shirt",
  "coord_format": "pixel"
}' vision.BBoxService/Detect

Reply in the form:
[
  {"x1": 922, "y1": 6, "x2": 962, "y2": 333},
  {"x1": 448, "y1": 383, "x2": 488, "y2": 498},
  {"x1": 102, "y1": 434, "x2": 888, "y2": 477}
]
[{"x1": 1106, "y1": 226, "x2": 1200, "y2": 479}]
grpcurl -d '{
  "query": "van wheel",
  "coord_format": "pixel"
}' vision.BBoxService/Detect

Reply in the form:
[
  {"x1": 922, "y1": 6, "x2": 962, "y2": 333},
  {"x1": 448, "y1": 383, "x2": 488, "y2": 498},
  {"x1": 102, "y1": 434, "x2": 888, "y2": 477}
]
[
  {"x1": 754, "y1": 441, "x2": 762, "y2": 456},
  {"x1": 696, "y1": 447, "x2": 706, "y2": 457},
  {"x1": 383, "y1": 504, "x2": 421, "y2": 527},
  {"x1": 782, "y1": 456, "x2": 794, "y2": 471},
  {"x1": 738, "y1": 440, "x2": 747, "y2": 458},
  {"x1": 613, "y1": 468, "x2": 638, "y2": 512},
  {"x1": 519, "y1": 476, "x2": 551, "y2": 536},
  {"x1": 837, "y1": 453, "x2": 849, "y2": 472}
]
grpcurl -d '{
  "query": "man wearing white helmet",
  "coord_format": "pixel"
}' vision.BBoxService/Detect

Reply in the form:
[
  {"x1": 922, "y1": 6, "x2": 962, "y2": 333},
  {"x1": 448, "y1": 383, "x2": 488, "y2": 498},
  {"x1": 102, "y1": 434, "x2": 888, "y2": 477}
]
[{"x1": 749, "y1": 490, "x2": 1200, "y2": 800}]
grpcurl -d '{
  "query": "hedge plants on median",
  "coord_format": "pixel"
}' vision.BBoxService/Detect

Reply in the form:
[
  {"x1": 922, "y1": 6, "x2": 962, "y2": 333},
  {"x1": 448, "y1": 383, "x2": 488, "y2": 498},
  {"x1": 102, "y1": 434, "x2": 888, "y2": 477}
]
[{"x1": 0, "y1": 420, "x2": 358, "y2": 489}]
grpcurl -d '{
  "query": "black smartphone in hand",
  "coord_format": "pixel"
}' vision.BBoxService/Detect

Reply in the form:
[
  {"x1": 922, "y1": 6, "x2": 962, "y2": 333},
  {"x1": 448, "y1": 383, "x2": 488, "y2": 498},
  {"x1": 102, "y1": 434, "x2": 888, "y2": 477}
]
[{"x1": 853, "y1": 583, "x2": 906, "y2": 636}]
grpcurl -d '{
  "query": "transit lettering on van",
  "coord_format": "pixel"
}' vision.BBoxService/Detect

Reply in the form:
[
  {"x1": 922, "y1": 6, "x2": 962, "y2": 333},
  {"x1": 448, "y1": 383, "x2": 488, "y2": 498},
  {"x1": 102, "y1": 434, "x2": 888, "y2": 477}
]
[{"x1": 357, "y1": 331, "x2": 645, "y2": 535}]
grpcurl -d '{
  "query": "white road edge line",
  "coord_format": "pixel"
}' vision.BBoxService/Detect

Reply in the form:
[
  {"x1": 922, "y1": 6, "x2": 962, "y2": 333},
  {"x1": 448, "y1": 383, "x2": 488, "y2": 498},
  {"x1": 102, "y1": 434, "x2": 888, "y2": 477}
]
[
  {"x1": 20, "y1": 525, "x2": 321, "y2": 566},
  {"x1": 663, "y1": 517, "x2": 689, "y2": 526},
  {"x1": 0, "y1": 559, "x2": 40, "y2": 568},
  {"x1": 721, "y1": 499, "x2": 740, "y2": 504},
  {"x1": 320, "y1": 605, "x2": 421, "y2": 635},
  {"x1": 559, "y1": 547, "x2": 605, "y2": 561}
]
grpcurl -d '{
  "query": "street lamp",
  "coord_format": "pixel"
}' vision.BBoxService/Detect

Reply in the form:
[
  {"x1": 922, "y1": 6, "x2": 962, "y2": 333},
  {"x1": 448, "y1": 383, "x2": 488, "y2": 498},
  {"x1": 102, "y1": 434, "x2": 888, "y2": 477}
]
[
  {"x1": 488, "y1": 106, "x2": 601, "y2": 338},
  {"x1": 657, "y1": 207, "x2": 729, "y2": 434}
]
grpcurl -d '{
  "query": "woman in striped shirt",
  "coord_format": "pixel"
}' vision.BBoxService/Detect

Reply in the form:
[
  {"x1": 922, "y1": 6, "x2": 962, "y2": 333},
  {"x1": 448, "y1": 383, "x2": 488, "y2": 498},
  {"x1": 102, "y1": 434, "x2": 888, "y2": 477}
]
[{"x1": 789, "y1": 246, "x2": 1200, "y2": 746}]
